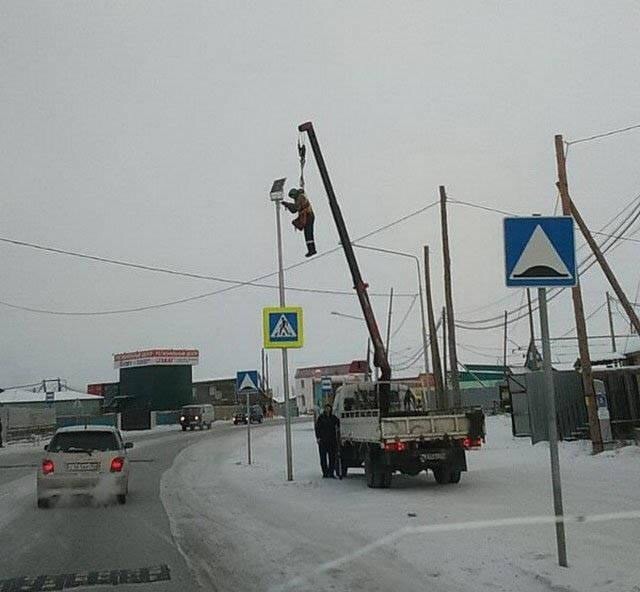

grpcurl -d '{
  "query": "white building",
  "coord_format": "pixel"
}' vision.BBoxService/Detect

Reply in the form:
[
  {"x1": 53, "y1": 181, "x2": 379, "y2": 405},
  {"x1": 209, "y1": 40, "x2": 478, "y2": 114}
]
[{"x1": 293, "y1": 360, "x2": 369, "y2": 414}]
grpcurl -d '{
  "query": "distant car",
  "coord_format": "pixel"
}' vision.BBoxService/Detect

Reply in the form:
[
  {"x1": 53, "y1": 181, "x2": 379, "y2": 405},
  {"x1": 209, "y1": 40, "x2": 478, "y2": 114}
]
[
  {"x1": 180, "y1": 404, "x2": 214, "y2": 431},
  {"x1": 233, "y1": 410, "x2": 248, "y2": 425},
  {"x1": 37, "y1": 425, "x2": 133, "y2": 508}
]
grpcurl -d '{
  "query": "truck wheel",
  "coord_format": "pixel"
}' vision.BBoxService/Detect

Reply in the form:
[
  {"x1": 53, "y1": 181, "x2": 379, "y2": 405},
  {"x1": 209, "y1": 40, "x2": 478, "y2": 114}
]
[
  {"x1": 433, "y1": 467, "x2": 450, "y2": 484},
  {"x1": 365, "y1": 457, "x2": 377, "y2": 488},
  {"x1": 379, "y1": 470, "x2": 392, "y2": 488},
  {"x1": 433, "y1": 467, "x2": 461, "y2": 484}
]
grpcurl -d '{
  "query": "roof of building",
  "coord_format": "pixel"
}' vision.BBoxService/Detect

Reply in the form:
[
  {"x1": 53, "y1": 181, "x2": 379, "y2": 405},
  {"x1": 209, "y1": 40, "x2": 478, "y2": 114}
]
[
  {"x1": 192, "y1": 377, "x2": 236, "y2": 385},
  {"x1": 295, "y1": 360, "x2": 369, "y2": 379},
  {"x1": 0, "y1": 388, "x2": 103, "y2": 404}
]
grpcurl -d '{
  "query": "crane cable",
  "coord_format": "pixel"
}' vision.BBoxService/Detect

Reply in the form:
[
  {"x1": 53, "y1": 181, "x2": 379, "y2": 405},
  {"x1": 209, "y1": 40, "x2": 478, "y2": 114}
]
[{"x1": 297, "y1": 134, "x2": 306, "y2": 190}]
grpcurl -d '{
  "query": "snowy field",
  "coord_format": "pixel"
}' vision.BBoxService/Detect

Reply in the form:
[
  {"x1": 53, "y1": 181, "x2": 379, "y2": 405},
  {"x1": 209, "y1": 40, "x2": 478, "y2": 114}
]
[{"x1": 161, "y1": 416, "x2": 640, "y2": 592}]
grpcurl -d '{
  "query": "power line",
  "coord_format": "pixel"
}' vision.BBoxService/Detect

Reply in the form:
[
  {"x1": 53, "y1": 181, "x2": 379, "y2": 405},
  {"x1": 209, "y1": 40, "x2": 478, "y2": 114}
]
[
  {"x1": 390, "y1": 294, "x2": 418, "y2": 339},
  {"x1": 566, "y1": 123, "x2": 640, "y2": 146},
  {"x1": 0, "y1": 201, "x2": 439, "y2": 316}
]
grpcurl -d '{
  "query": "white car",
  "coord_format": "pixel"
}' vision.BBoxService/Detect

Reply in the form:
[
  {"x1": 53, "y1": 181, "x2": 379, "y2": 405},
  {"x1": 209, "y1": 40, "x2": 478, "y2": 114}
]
[{"x1": 37, "y1": 425, "x2": 133, "y2": 508}]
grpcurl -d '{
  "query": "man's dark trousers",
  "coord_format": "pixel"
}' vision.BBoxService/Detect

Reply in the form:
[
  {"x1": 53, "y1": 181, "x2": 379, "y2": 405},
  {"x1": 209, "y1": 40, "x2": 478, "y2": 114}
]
[{"x1": 318, "y1": 440, "x2": 337, "y2": 477}]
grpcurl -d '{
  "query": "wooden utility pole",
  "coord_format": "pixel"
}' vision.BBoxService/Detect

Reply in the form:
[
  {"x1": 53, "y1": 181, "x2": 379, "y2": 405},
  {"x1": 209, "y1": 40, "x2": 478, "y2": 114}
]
[
  {"x1": 606, "y1": 292, "x2": 617, "y2": 353},
  {"x1": 567, "y1": 196, "x2": 640, "y2": 336},
  {"x1": 385, "y1": 287, "x2": 394, "y2": 356},
  {"x1": 503, "y1": 311, "x2": 508, "y2": 370},
  {"x1": 554, "y1": 134, "x2": 603, "y2": 453},
  {"x1": 439, "y1": 186, "x2": 461, "y2": 407},
  {"x1": 424, "y1": 246, "x2": 445, "y2": 407},
  {"x1": 442, "y1": 306, "x2": 448, "y2": 403},
  {"x1": 527, "y1": 289, "x2": 536, "y2": 345}
]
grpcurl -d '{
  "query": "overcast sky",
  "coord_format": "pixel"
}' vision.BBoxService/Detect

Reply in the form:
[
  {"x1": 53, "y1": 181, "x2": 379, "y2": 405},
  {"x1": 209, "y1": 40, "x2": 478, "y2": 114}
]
[{"x1": 1, "y1": 1, "x2": 639, "y2": 395}]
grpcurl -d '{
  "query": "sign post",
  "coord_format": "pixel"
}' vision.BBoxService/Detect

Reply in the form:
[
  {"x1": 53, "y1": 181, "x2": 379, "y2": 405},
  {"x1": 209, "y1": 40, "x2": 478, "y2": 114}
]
[
  {"x1": 504, "y1": 215, "x2": 576, "y2": 568},
  {"x1": 236, "y1": 371, "x2": 260, "y2": 466}
]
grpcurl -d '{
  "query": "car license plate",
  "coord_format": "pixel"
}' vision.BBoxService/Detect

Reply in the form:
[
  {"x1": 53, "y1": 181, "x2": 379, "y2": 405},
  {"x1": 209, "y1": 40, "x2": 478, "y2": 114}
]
[
  {"x1": 420, "y1": 452, "x2": 447, "y2": 462},
  {"x1": 67, "y1": 462, "x2": 99, "y2": 472}
]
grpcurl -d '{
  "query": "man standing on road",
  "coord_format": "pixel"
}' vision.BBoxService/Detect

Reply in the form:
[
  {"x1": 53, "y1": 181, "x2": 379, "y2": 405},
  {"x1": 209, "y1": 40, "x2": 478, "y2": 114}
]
[{"x1": 315, "y1": 404, "x2": 340, "y2": 478}]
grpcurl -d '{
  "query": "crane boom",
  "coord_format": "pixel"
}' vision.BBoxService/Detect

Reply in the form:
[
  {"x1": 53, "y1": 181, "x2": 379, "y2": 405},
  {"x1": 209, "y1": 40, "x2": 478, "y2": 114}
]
[{"x1": 298, "y1": 121, "x2": 392, "y2": 414}]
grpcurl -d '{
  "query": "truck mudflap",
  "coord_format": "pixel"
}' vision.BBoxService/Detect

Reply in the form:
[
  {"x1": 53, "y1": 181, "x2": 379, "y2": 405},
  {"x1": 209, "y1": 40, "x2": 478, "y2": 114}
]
[{"x1": 381, "y1": 445, "x2": 467, "y2": 474}]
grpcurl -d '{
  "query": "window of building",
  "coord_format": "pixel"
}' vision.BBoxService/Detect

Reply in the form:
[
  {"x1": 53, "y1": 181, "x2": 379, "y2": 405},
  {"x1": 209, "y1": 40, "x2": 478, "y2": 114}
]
[{"x1": 301, "y1": 379, "x2": 305, "y2": 388}]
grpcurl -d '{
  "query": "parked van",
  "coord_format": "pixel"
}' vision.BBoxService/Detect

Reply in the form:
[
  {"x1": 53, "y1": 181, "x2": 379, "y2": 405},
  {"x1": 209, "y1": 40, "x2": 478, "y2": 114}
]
[{"x1": 180, "y1": 404, "x2": 214, "y2": 431}]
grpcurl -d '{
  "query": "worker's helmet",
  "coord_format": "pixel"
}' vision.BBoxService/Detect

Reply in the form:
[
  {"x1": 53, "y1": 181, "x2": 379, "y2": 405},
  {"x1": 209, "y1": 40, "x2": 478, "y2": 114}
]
[{"x1": 288, "y1": 188, "x2": 301, "y2": 199}]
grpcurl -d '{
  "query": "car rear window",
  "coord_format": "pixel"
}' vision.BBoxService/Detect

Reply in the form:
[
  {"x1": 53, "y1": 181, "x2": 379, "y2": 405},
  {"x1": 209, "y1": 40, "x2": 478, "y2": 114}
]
[{"x1": 49, "y1": 431, "x2": 119, "y2": 452}]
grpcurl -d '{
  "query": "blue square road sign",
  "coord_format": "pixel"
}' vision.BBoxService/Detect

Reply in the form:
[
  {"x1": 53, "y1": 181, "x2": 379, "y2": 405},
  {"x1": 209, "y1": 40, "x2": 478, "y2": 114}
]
[{"x1": 504, "y1": 216, "x2": 576, "y2": 288}]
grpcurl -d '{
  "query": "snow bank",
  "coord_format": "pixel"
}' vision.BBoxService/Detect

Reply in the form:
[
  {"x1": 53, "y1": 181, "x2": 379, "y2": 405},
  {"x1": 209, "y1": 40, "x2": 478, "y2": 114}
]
[{"x1": 162, "y1": 416, "x2": 640, "y2": 592}]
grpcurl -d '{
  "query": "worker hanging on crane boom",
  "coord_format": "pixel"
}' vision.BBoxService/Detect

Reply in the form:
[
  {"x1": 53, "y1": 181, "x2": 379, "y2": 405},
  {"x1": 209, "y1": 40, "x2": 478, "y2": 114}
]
[
  {"x1": 282, "y1": 137, "x2": 316, "y2": 257},
  {"x1": 283, "y1": 187, "x2": 316, "y2": 257}
]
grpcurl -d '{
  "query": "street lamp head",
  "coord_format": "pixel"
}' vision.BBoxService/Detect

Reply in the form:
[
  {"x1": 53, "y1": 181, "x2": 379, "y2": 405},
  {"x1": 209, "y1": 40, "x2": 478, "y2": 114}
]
[{"x1": 270, "y1": 177, "x2": 287, "y2": 202}]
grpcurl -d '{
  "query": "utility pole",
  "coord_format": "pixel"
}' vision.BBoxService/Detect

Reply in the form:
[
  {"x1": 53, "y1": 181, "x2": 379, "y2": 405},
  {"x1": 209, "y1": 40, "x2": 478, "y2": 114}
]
[
  {"x1": 503, "y1": 310, "x2": 508, "y2": 370},
  {"x1": 385, "y1": 287, "x2": 394, "y2": 357},
  {"x1": 527, "y1": 289, "x2": 536, "y2": 345},
  {"x1": 554, "y1": 135, "x2": 603, "y2": 454},
  {"x1": 366, "y1": 338, "x2": 371, "y2": 381},
  {"x1": 442, "y1": 306, "x2": 448, "y2": 402},
  {"x1": 439, "y1": 186, "x2": 461, "y2": 407},
  {"x1": 606, "y1": 292, "x2": 617, "y2": 353},
  {"x1": 424, "y1": 246, "x2": 444, "y2": 407},
  {"x1": 567, "y1": 196, "x2": 640, "y2": 336},
  {"x1": 261, "y1": 348, "x2": 266, "y2": 392}
]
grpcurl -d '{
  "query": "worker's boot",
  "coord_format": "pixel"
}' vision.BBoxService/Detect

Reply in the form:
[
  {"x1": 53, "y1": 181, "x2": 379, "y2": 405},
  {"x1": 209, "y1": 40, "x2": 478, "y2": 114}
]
[{"x1": 305, "y1": 241, "x2": 317, "y2": 257}]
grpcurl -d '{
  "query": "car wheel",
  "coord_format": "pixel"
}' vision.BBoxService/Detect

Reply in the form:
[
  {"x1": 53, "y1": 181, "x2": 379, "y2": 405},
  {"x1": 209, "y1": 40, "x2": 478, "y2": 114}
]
[
  {"x1": 189, "y1": 425, "x2": 195, "y2": 431},
  {"x1": 449, "y1": 469, "x2": 462, "y2": 484},
  {"x1": 117, "y1": 494, "x2": 127, "y2": 505},
  {"x1": 37, "y1": 498, "x2": 50, "y2": 509},
  {"x1": 181, "y1": 426, "x2": 187, "y2": 432},
  {"x1": 207, "y1": 422, "x2": 211, "y2": 429}
]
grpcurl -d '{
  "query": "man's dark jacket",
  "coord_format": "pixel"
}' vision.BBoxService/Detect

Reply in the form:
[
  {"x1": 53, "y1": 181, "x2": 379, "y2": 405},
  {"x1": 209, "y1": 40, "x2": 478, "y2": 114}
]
[{"x1": 315, "y1": 413, "x2": 340, "y2": 445}]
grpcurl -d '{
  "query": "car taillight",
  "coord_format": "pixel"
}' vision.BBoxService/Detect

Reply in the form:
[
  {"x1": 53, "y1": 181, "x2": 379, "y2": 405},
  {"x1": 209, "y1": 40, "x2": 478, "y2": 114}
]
[
  {"x1": 384, "y1": 441, "x2": 408, "y2": 452},
  {"x1": 110, "y1": 457, "x2": 125, "y2": 472},
  {"x1": 42, "y1": 459, "x2": 55, "y2": 475},
  {"x1": 462, "y1": 437, "x2": 483, "y2": 449}
]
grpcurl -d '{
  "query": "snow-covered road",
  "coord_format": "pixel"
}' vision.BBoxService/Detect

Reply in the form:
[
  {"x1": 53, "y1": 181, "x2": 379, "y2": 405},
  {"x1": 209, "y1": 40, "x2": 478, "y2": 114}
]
[{"x1": 161, "y1": 416, "x2": 640, "y2": 592}]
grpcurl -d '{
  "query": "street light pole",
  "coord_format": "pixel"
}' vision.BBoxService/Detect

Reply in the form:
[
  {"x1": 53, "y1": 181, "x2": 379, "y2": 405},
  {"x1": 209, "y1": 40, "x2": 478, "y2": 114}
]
[
  {"x1": 271, "y1": 178, "x2": 294, "y2": 481},
  {"x1": 352, "y1": 244, "x2": 430, "y2": 375}
]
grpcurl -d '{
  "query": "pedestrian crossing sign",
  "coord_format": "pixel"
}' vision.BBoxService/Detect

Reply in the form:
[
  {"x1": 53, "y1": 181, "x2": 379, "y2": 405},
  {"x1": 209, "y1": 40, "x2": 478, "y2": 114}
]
[{"x1": 263, "y1": 306, "x2": 304, "y2": 349}]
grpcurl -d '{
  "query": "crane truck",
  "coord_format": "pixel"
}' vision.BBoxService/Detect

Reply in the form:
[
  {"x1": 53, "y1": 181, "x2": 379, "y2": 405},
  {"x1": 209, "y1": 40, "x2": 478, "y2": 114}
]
[{"x1": 298, "y1": 121, "x2": 485, "y2": 488}]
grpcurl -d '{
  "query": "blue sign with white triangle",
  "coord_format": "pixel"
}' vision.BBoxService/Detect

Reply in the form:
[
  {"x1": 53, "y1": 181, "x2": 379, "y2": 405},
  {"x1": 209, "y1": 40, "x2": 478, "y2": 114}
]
[
  {"x1": 236, "y1": 370, "x2": 260, "y2": 393},
  {"x1": 504, "y1": 216, "x2": 576, "y2": 287}
]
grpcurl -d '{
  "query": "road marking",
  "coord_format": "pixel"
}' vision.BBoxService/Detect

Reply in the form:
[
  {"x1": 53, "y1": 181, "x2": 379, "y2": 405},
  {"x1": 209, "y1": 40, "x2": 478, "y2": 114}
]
[
  {"x1": 0, "y1": 564, "x2": 170, "y2": 591},
  {"x1": 272, "y1": 510, "x2": 640, "y2": 591}
]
